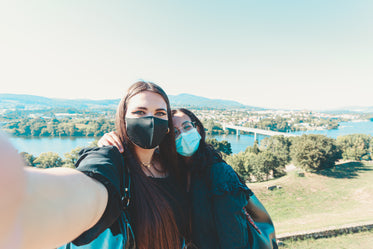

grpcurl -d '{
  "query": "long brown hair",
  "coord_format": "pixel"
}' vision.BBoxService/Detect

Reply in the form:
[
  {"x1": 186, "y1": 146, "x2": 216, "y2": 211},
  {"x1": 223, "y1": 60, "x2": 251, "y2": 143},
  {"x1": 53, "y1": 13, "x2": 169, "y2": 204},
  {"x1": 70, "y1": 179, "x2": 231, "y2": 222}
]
[{"x1": 115, "y1": 81, "x2": 182, "y2": 249}]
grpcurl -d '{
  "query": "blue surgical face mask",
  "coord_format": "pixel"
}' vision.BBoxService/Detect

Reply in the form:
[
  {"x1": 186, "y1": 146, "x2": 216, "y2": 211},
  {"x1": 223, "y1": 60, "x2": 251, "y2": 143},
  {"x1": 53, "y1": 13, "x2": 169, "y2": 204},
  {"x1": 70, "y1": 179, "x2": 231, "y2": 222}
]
[{"x1": 175, "y1": 128, "x2": 201, "y2": 157}]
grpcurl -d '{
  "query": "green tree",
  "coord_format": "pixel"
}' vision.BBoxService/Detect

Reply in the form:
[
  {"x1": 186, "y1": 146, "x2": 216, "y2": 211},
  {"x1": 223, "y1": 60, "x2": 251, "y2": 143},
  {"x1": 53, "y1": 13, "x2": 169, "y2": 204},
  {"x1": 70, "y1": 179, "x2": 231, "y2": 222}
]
[
  {"x1": 33, "y1": 152, "x2": 63, "y2": 168},
  {"x1": 260, "y1": 135, "x2": 291, "y2": 167},
  {"x1": 206, "y1": 138, "x2": 232, "y2": 155},
  {"x1": 63, "y1": 147, "x2": 83, "y2": 168},
  {"x1": 252, "y1": 151, "x2": 280, "y2": 181},
  {"x1": 226, "y1": 152, "x2": 247, "y2": 179},
  {"x1": 336, "y1": 134, "x2": 372, "y2": 161},
  {"x1": 20, "y1": 152, "x2": 36, "y2": 167},
  {"x1": 225, "y1": 151, "x2": 256, "y2": 180},
  {"x1": 290, "y1": 135, "x2": 342, "y2": 171},
  {"x1": 203, "y1": 119, "x2": 223, "y2": 135},
  {"x1": 245, "y1": 140, "x2": 260, "y2": 154}
]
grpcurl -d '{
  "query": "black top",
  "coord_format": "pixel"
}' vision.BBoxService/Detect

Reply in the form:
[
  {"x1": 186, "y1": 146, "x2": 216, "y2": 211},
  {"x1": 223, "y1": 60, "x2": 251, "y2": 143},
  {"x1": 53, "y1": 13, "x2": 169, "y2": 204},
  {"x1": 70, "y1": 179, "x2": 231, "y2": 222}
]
[
  {"x1": 127, "y1": 175, "x2": 188, "y2": 238},
  {"x1": 71, "y1": 146, "x2": 187, "y2": 246},
  {"x1": 149, "y1": 176, "x2": 188, "y2": 235}
]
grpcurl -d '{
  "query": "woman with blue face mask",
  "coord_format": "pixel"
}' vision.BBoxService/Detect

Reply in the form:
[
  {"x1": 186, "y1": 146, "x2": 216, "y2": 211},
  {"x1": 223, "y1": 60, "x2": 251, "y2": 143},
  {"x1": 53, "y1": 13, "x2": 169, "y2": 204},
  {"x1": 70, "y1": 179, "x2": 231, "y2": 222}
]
[{"x1": 172, "y1": 108, "x2": 259, "y2": 249}]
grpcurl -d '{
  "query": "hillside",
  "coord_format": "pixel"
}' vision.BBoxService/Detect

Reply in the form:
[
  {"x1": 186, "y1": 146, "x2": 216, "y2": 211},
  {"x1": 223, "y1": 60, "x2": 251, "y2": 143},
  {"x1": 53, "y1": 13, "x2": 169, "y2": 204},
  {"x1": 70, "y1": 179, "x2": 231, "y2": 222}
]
[
  {"x1": 0, "y1": 94, "x2": 119, "y2": 110},
  {"x1": 2, "y1": 93, "x2": 372, "y2": 112},
  {"x1": 322, "y1": 106, "x2": 373, "y2": 114},
  {"x1": 0, "y1": 93, "x2": 263, "y2": 110},
  {"x1": 249, "y1": 162, "x2": 373, "y2": 235},
  {"x1": 168, "y1": 93, "x2": 262, "y2": 110}
]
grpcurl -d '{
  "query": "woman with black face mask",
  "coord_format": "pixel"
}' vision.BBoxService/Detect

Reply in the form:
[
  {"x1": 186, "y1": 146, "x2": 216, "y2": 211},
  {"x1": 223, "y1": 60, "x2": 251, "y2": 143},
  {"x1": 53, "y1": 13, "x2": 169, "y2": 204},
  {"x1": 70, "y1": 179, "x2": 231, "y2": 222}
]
[
  {"x1": 0, "y1": 81, "x2": 189, "y2": 249},
  {"x1": 65, "y1": 81, "x2": 190, "y2": 249}
]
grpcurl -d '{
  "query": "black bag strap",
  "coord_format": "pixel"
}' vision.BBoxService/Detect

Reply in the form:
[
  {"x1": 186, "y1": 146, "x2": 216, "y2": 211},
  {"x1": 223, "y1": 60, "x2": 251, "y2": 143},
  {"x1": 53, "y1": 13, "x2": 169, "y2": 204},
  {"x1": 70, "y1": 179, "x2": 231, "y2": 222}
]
[
  {"x1": 119, "y1": 150, "x2": 131, "y2": 210},
  {"x1": 118, "y1": 149, "x2": 137, "y2": 249}
]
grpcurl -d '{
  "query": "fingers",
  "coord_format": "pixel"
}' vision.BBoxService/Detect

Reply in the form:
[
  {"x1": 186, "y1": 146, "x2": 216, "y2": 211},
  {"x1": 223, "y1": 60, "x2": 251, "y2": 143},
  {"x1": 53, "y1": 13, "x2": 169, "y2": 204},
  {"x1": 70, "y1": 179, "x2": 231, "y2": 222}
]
[
  {"x1": 97, "y1": 135, "x2": 110, "y2": 147},
  {"x1": 97, "y1": 132, "x2": 124, "y2": 153},
  {"x1": 110, "y1": 132, "x2": 124, "y2": 153},
  {"x1": 98, "y1": 133, "x2": 115, "y2": 147}
]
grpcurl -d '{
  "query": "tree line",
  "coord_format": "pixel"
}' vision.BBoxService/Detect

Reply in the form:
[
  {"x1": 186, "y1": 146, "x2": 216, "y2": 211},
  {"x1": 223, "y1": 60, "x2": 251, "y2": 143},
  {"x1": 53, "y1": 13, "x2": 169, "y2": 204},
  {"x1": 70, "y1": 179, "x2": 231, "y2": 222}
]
[
  {"x1": 243, "y1": 116, "x2": 340, "y2": 132},
  {"x1": 19, "y1": 134, "x2": 372, "y2": 183},
  {"x1": 3, "y1": 118, "x2": 115, "y2": 137},
  {"x1": 20, "y1": 141, "x2": 97, "y2": 169},
  {"x1": 224, "y1": 134, "x2": 372, "y2": 182},
  {"x1": 3, "y1": 114, "x2": 342, "y2": 138}
]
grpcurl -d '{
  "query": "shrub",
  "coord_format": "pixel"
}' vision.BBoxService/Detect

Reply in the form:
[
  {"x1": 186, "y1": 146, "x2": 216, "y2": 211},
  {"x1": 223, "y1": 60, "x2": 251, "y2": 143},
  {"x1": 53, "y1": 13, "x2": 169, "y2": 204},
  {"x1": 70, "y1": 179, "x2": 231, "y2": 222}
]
[{"x1": 290, "y1": 134, "x2": 342, "y2": 171}]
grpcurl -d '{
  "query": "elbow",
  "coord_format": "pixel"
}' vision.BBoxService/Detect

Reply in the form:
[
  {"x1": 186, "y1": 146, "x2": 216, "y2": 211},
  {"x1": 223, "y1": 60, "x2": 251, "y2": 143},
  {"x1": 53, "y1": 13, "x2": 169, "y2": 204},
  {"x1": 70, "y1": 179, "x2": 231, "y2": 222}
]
[{"x1": 85, "y1": 177, "x2": 109, "y2": 230}]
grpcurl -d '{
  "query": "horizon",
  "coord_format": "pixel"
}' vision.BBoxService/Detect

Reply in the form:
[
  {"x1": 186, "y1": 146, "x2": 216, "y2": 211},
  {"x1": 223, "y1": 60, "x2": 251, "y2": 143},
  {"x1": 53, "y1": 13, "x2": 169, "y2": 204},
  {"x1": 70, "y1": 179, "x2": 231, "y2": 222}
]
[
  {"x1": 1, "y1": 1, "x2": 372, "y2": 110},
  {"x1": 2, "y1": 92, "x2": 373, "y2": 112}
]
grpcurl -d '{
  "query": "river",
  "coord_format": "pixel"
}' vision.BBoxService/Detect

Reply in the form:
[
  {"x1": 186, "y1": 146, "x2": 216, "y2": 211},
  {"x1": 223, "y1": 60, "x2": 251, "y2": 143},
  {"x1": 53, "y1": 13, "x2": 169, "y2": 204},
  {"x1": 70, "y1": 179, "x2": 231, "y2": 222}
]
[{"x1": 7, "y1": 120, "x2": 373, "y2": 156}]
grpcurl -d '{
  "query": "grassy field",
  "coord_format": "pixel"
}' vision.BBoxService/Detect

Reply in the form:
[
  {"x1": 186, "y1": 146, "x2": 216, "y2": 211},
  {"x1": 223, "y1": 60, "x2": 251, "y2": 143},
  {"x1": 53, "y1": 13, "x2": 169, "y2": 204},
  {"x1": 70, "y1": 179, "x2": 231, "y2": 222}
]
[
  {"x1": 248, "y1": 161, "x2": 373, "y2": 235},
  {"x1": 279, "y1": 230, "x2": 373, "y2": 249}
]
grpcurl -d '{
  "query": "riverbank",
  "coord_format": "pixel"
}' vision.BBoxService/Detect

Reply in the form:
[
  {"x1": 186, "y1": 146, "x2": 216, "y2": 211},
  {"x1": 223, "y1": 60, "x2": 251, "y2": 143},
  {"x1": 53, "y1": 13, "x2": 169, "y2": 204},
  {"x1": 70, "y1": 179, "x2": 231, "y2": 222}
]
[{"x1": 6, "y1": 120, "x2": 373, "y2": 156}]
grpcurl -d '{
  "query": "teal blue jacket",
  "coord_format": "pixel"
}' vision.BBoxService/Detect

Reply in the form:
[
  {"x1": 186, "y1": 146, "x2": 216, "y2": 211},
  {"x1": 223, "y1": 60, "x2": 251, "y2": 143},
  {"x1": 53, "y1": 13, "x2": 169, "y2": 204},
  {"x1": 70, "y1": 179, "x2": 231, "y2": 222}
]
[{"x1": 190, "y1": 161, "x2": 253, "y2": 249}]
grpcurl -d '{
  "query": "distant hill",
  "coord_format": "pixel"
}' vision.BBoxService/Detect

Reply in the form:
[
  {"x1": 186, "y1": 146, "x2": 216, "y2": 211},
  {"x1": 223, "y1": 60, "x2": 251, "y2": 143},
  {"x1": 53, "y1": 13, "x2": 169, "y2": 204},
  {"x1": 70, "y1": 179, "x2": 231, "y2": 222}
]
[
  {"x1": 0, "y1": 94, "x2": 119, "y2": 110},
  {"x1": 169, "y1": 94, "x2": 263, "y2": 110},
  {"x1": 2, "y1": 93, "x2": 372, "y2": 113},
  {"x1": 321, "y1": 106, "x2": 373, "y2": 114},
  {"x1": 0, "y1": 93, "x2": 264, "y2": 111}
]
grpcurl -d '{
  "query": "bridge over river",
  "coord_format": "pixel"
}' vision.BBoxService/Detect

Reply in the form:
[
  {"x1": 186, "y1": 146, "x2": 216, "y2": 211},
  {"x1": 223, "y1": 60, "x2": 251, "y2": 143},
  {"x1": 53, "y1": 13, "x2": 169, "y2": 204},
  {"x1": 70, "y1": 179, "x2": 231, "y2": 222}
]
[{"x1": 222, "y1": 124, "x2": 298, "y2": 141}]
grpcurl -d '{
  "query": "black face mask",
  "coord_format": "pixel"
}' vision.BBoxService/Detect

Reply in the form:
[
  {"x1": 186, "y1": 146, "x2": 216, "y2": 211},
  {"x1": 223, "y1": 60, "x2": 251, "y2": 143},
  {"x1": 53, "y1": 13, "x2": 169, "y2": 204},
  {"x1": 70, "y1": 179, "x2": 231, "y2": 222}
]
[{"x1": 125, "y1": 116, "x2": 169, "y2": 149}]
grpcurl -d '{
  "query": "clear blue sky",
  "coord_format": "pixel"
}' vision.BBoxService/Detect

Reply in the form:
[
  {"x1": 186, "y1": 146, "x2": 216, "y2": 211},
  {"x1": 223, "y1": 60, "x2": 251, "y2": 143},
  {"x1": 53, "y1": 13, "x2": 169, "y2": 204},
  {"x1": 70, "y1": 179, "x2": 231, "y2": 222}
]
[{"x1": 1, "y1": 0, "x2": 372, "y2": 110}]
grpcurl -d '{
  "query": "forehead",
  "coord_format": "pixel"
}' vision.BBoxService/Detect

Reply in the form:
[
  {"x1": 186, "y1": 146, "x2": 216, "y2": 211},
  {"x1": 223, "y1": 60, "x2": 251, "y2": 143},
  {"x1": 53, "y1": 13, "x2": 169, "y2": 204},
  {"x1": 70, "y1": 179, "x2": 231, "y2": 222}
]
[
  {"x1": 172, "y1": 112, "x2": 192, "y2": 127},
  {"x1": 127, "y1": 91, "x2": 167, "y2": 110}
]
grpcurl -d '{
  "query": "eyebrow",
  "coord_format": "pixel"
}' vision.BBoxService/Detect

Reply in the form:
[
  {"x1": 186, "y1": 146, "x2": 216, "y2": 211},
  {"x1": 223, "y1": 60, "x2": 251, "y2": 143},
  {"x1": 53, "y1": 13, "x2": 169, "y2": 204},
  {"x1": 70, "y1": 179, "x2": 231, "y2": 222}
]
[
  {"x1": 135, "y1": 107, "x2": 167, "y2": 112},
  {"x1": 182, "y1": 121, "x2": 192, "y2": 126}
]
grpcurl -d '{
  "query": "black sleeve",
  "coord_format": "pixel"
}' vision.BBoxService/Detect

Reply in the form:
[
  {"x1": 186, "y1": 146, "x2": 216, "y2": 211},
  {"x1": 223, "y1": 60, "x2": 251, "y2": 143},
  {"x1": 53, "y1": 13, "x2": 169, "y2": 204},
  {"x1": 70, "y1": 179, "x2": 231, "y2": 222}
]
[{"x1": 72, "y1": 146, "x2": 124, "y2": 246}]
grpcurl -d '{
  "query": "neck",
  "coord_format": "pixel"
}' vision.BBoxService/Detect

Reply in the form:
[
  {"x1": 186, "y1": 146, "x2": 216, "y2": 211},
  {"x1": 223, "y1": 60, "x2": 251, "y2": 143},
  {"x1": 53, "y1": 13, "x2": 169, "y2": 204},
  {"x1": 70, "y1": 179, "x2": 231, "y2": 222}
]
[
  {"x1": 134, "y1": 146, "x2": 155, "y2": 165},
  {"x1": 133, "y1": 145, "x2": 167, "y2": 177},
  {"x1": 184, "y1": 156, "x2": 192, "y2": 164}
]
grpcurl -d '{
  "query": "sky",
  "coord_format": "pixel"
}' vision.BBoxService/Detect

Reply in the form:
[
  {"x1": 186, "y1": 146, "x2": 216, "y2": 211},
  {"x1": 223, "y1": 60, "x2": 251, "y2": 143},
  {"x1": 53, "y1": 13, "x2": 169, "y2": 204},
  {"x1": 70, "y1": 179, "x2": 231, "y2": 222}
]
[{"x1": 0, "y1": 0, "x2": 372, "y2": 110}]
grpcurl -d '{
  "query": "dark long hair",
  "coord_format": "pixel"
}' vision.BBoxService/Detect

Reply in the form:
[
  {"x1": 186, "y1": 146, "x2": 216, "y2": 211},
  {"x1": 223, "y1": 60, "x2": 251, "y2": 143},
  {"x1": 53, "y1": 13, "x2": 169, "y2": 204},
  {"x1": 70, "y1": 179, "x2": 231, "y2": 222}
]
[
  {"x1": 172, "y1": 108, "x2": 224, "y2": 176},
  {"x1": 115, "y1": 81, "x2": 182, "y2": 249}
]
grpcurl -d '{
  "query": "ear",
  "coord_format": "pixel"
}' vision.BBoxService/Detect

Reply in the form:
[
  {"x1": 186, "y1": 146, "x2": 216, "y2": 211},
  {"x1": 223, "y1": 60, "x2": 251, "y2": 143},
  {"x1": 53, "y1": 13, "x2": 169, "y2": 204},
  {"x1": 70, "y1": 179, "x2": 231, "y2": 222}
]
[{"x1": 166, "y1": 128, "x2": 170, "y2": 134}]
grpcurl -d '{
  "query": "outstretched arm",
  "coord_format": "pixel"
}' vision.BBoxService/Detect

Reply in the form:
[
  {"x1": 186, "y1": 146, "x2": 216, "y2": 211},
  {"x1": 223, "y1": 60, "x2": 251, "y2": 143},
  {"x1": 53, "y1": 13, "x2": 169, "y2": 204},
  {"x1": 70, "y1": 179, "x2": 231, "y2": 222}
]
[
  {"x1": 0, "y1": 134, "x2": 108, "y2": 249},
  {"x1": 21, "y1": 167, "x2": 108, "y2": 249},
  {"x1": 0, "y1": 133, "x2": 26, "y2": 249}
]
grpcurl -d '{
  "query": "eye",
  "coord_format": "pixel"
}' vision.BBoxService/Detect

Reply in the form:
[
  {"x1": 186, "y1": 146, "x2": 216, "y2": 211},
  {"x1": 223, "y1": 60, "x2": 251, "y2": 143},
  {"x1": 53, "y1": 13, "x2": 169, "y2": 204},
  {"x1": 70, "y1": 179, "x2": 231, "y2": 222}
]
[
  {"x1": 132, "y1": 110, "x2": 145, "y2": 115},
  {"x1": 183, "y1": 124, "x2": 193, "y2": 131},
  {"x1": 155, "y1": 111, "x2": 167, "y2": 117},
  {"x1": 182, "y1": 121, "x2": 195, "y2": 131}
]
